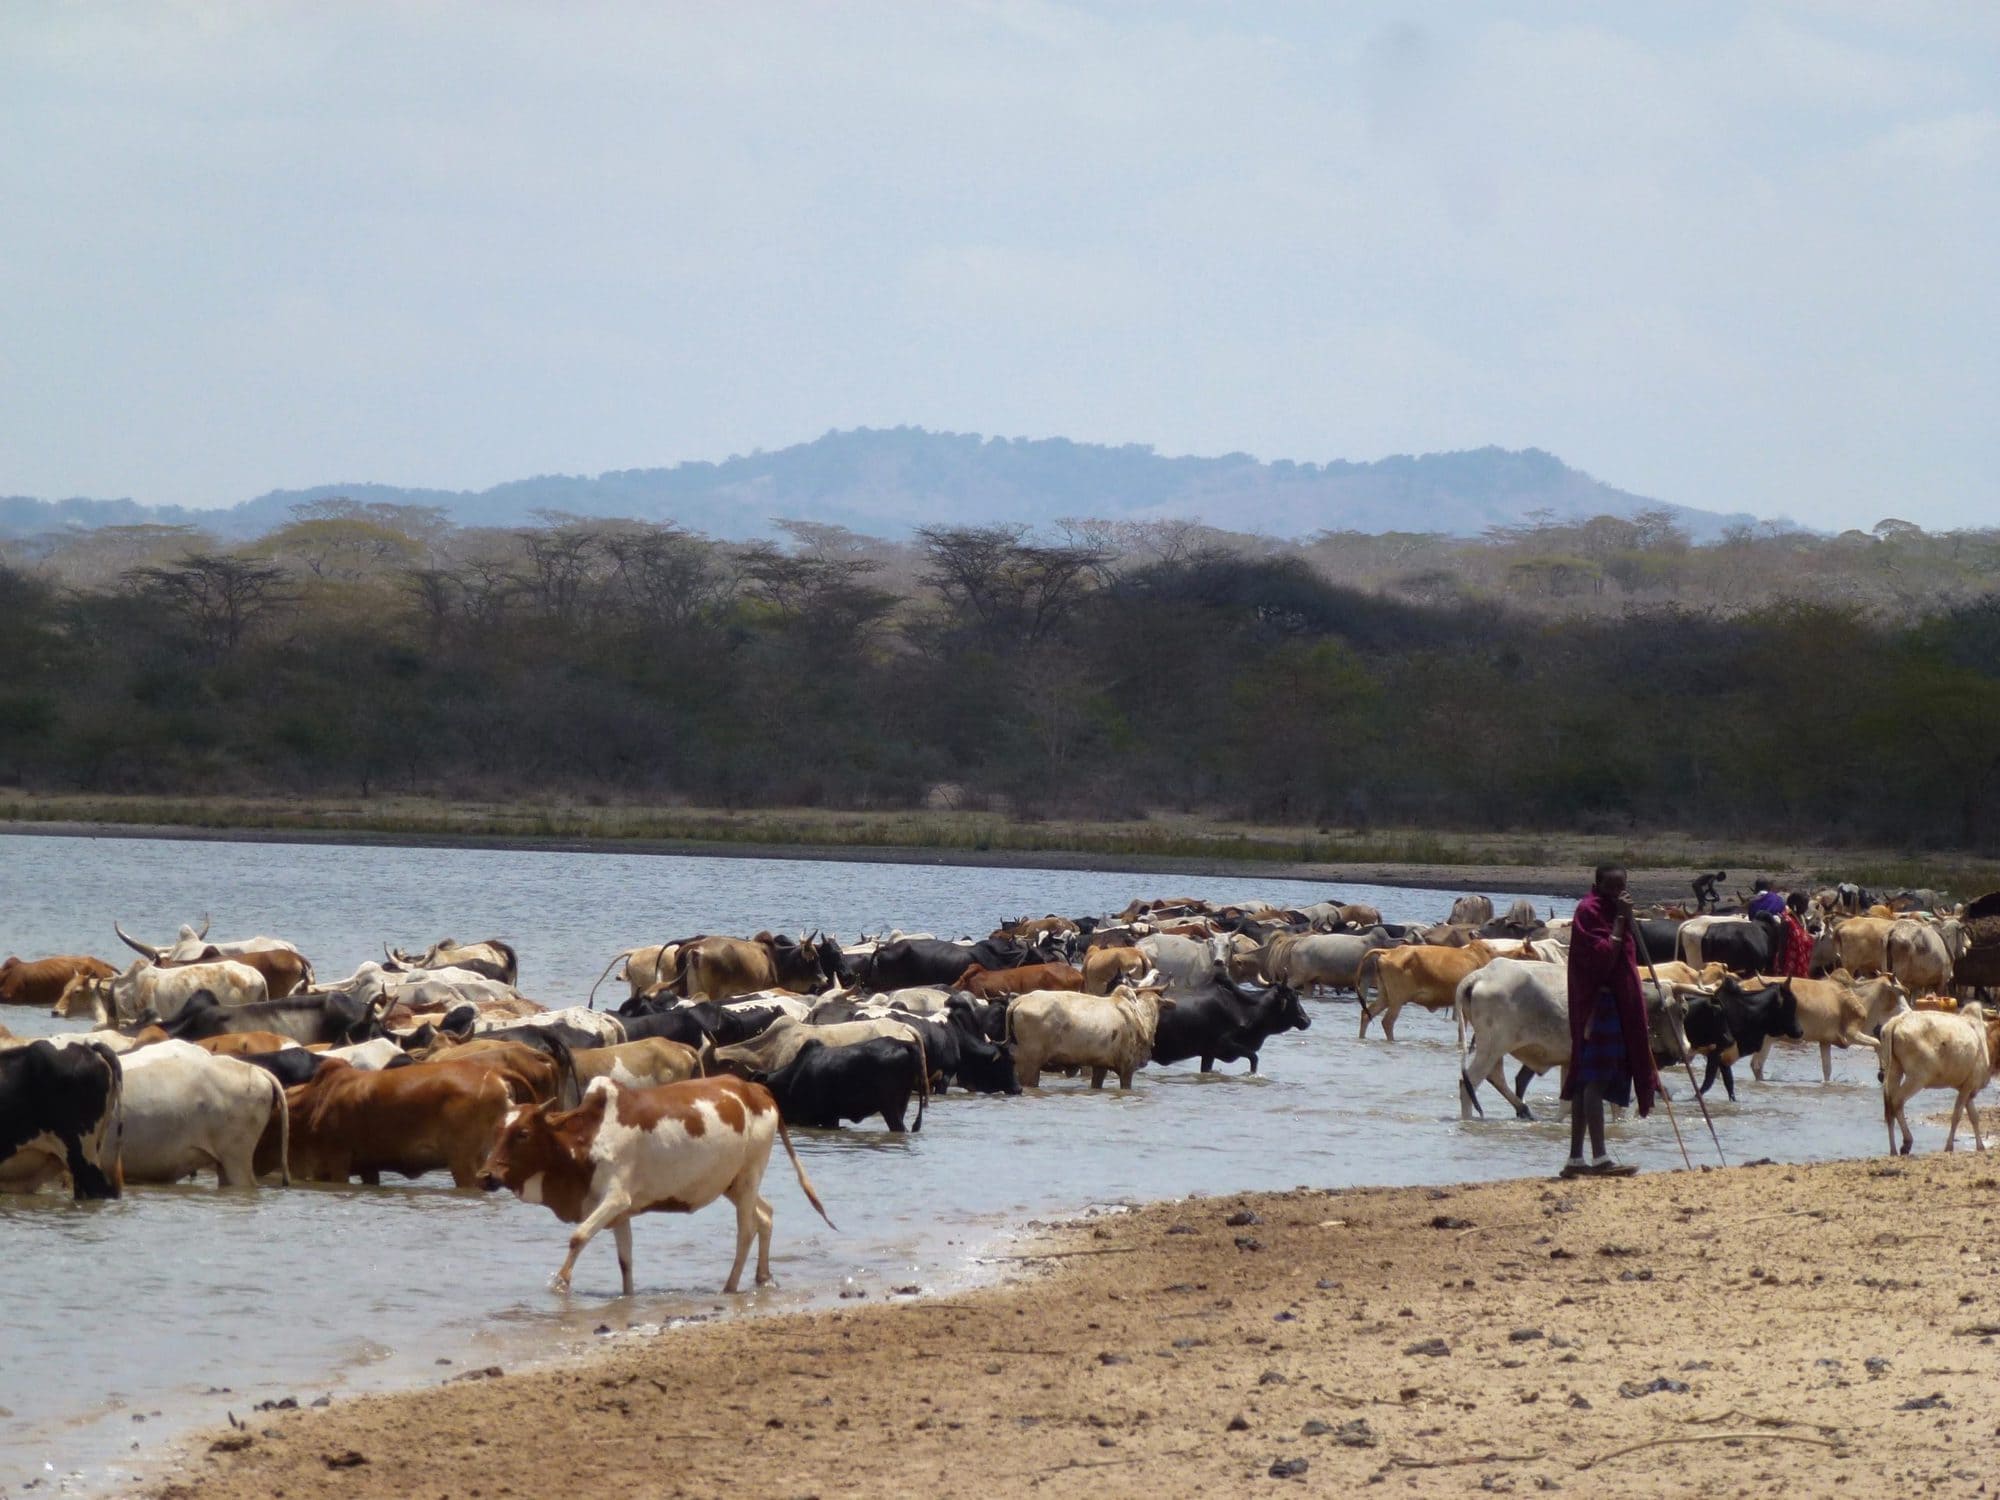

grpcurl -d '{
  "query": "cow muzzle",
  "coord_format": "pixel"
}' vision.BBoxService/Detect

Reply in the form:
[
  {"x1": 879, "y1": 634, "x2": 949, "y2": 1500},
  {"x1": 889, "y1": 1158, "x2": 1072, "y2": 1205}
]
[{"x1": 477, "y1": 1172, "x2": 505, "y2": 1193}]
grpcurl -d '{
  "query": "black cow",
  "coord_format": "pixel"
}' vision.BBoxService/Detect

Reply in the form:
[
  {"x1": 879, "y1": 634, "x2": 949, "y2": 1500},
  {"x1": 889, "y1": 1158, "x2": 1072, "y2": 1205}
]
[
  {"x1": 234, "y1": 1048, "x2": 331, "y2": 1087},
  {"x1": 162, "y1": 989, "x2": 385, "y2": 1046},
  {"x1": 614, "y1": 1005, "x2": 715, "y2": 1048},
  {"x1": 0, "y1": 1039, "x2": 123, "y2": 1199},
  {"x1": 613, "y1": 998, "x2": 789, "y2": 1047},
  {"x1": 1634, "y1": 918, "x2": 1685, "y2": 965},
  {"x1": 1686, "y1": 918, "x2": 1782, "y2": 976},
  {"x1": 1684, "y1": 978, "x2": 1803, "y2": 1099},
  {"x1": 756, "y1": 1037, "x2": 928, "y2": 1132},
  {"x1": 1150, "y1": 970, "x2": 1310, "y2": 1073},
  {"x1": 862, "y1": 937, "x2": 1056, "y2": 990},
  {"x1": 897, "y1": 1014, "x2": 1020, "y2": 1095}
]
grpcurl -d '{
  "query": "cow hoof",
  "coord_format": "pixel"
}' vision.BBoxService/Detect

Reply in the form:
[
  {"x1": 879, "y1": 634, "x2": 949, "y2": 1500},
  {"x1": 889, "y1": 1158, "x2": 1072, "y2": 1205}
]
[
  {"x1": 1515, "y1": 1108, "x2": 1533, "y2": 1122},
  {"x1": 550, "y1": 1275, "x2": 572, "y2": 1293}
]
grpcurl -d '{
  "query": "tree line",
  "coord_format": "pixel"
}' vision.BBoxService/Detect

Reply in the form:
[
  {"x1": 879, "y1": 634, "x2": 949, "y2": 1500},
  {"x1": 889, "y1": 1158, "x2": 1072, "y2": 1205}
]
[{"x1": 2, "y1": 501, "x2": 1996, "y2": 849}]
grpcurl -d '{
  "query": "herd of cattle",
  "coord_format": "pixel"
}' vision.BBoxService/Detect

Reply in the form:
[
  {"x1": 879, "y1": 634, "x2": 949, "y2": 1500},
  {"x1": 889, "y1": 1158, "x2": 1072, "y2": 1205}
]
[{"x1": 3, "y1": 883, "x2": 1998, "y2": 1292}]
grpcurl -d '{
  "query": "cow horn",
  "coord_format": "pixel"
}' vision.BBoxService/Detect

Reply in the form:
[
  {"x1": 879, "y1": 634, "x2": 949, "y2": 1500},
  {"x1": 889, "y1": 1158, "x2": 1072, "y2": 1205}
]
[
  {"x1": 197, "y1": 914, "x2": 211, "y2": 940},
  {"x1": 382, "y1": 943, "x2": 407, "y2": 970},
  {"x1": 114, "y1": 921, "x2": 161, "y2": 961}
]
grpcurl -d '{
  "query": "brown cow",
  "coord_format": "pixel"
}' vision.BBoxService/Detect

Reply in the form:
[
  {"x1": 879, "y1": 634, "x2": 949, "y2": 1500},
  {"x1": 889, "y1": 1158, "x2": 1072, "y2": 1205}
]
[
  {"x1": 269, "y1": 1057, "x2": 523, "y2": 1187},
  {"x1": 1357, "y1": 941, "x2": 1501, "y2": 1040},
  {"x1": 478, "y1": 1075, "x2": 835, "y2": 1294},
  {"x1": 195, "y1": 1032, "x2": 304, "y2": 1058},
  {"x1": 952, "y1": 962, "x2": 1085, "y2": 999},
  {"x1": 402, "y1": 1039, "x2": 579, "y2": 1107},
  {"x1": 0, "y1": 955, "x2": 116, "y2": 1009},
  {"x1": 1082, "y1": 945, "x2": 1149, "y2": 996},
  {"x1": 669, "y1": 934, "x2": 835, "y2": 1001}
]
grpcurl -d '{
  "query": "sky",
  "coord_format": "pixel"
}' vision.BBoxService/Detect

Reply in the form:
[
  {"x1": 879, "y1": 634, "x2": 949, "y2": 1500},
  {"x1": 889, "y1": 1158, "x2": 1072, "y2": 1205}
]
[{"x1": 2, "y1": 2, "x2": 1995, "y2": 531}]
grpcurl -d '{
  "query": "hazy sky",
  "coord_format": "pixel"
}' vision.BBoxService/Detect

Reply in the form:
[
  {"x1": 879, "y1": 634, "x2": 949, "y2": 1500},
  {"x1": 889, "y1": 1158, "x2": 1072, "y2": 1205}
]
[{"x1": 3, "y1": 3, "x2": 1995, "y2": 530}]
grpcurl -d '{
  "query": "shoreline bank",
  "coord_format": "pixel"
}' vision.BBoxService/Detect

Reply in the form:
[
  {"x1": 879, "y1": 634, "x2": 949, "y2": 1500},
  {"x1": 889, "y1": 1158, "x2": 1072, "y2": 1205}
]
[
  {"x1": 147, "y1": 1152, "x2": 2000, "y2": 1498},
  {"x1": 0, "y1": 810, "x2": 1946, "y2": 905}
]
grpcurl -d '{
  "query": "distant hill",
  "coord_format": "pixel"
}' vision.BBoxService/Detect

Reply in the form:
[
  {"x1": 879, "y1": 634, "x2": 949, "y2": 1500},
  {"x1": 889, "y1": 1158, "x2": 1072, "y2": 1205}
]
[{"x1": 0, "y1": 427, "x2": 1764, "y2": 542}]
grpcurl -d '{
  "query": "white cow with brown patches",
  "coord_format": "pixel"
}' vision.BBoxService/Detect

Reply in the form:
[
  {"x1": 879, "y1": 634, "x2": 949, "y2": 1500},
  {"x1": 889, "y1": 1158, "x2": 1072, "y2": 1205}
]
[{"x1": 477, "y1": 1075, "x2": 834, "y2": 1294}]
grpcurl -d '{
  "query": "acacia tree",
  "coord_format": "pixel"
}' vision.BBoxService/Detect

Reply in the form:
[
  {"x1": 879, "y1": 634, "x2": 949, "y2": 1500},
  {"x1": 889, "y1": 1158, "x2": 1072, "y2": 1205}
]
[{"x1": 124, "y1": 553, "x2": 290, "y2": 661}]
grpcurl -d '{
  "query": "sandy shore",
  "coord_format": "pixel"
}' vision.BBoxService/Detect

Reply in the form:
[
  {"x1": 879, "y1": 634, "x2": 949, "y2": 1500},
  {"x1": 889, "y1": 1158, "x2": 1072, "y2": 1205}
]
[{"x1": 148, "y1": 1152, "x2": 2000, "y2": 1498}]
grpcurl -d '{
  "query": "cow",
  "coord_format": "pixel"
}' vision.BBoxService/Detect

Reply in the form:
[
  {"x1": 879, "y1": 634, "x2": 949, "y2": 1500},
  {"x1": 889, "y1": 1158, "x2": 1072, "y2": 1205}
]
[
  {"x1": 474, "y1": 1006, "x2": 625, "y2": 1051},
  {"x1": 755, "y1": 1036, "x2": 929, "y2": 1132},
  {"x1": 1081, "y1": 946, "x2": 1149, "y2": 996},
  {"x1": 572, "y1": 1039, "x2": 703, "y2": 1091},
  {"x1": 861, "y1": 936, "x2": 1056, "y2": 991},
  {"x1": 1831, "y1": 916, "x2": 1900, "y2": 978},
  {"x1": 117, "y1": 1041, "x2": 290, "y2": 1187},
  {"x1": 58, "y1": 958, "x2": 269, "y2": 1026},
  {"x1": 1137, "y1": 933, "x2": 1224, "y2": 991},
  {"x1": 587, "y1": 942, "x2": 682, "y2": 1008},
  {"x1": 1005, "y1": 985, "x2": 1174, "y2": 1090},
  {"x1": 159, "y1": 988, "x2": 389, "y2": 1047},
  {"x1": 1356, "y1": 941, "x2": 1500, "y2": 1041},
  {"x1": 668, "y1": 934, "x2": 841, "y2": 1001},
  {"x1": 275, "y1": 1057, "x2": 521, "y2": 1187},
  {"x1": 478, "y1": 1075, "x2": 836, "y2": 1294},
  {"x1": 1449, "y1": 895, "x2": 1496, "y2": 928},
  {"x1": 1, "y1": 955, "x2": 117, "y2": 1009},
  {"x1": 1149, "y1": 970, "x2": 1308, "y2": 1074},
  {"x1": 1747, "y1": 975, "x2": 1908, "y2": 1083},
  {"x1": 0, "y1": 1039, "x2": 123, "y2": 1199},
  {"x1": 387, "y1": 938, "x2": 519, "y2": 986},
  {"x1": 114, "y1": 922, "x2": 313, "y2": 998},
  {"x1": 1454, "y1": 960, "x2": 1691, "y2": 1120},
  {"x1": 1678, "y1": 917, "x2": 1782, "y2": 976},
  {"x1": 708, "y1": 1017, "x2": 926, "y2": 1081},
  {"x1": 892, "y1": 1013, "x2": 1020, "y2": 1095},
  {"x1": 1886, "y1": 920, "x2": 1963, "y2": 998},
  {"x1": 1879, "y1": 1005, "x2": 2000, "y2": 1155},
  {"x1": 1260, "y1": 931, "x2": 1395, "y2": 995},
  {"x1": 951, "y1": 962, "x2": 1085, "y2": 998},
  {"x1": 235, "y1": 1047, "x2": 331, "y2": 1088},
  {"x1": 1683, "y1": 979, "x2": 1804, "y2": 1099}
]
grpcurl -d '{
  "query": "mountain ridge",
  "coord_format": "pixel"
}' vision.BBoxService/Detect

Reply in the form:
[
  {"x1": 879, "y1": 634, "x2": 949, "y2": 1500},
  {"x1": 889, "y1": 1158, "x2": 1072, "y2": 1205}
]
[{"x1": 0, "y1": 426, "x2": 1767, "y2": 542}]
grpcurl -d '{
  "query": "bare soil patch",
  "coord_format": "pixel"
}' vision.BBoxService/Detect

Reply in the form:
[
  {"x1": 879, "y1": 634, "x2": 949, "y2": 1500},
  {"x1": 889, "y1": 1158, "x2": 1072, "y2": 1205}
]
[{"x1": 149, "y1": 1153, "x2": 2000, "y2": 1498}]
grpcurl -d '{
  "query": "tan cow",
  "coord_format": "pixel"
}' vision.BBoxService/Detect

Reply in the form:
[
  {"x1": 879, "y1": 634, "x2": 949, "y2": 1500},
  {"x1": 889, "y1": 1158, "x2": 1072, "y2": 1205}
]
[
  {"x1": 572, "y1": 1038, "x2": 703, "y2": 1091},
  {"x1": 1005, "y1": 985, "x2": 1173, "y2": 1090},
  {"x1": 1357, "y1": 941, "x2": 1500, "y2": 1041},
  {"x1": 1748, "y1": 976, "x2": 1908, "y2": 1082},
  {"x1": 272, "y1": 1057, "x2": 523, "y2": 1187},
  {"x1": 1832, "y1": 917, "x2": 1899, "y2": 978},
  {"x1": 952, "y1": 962, "x2": 1085, "y2": 998},
  {"x1": 1879, "y1": 1005, "x2": 2000, "y2": 1155},
  {"x1": 1082, "y1": 946, "x2": 1149, "y2": 996}
]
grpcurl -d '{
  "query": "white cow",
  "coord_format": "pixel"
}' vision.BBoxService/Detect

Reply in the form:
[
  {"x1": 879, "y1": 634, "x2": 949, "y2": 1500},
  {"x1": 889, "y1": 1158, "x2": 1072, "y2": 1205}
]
[
  {"x1": 118, "y1": 1041, "x2": 289, "y2": 1187},
  {"x1": 1879, "y1": 1005, "x2": 1998, "y2": 1155},
  {"x1": 321, "y1": 1037, "x2": 410, "y2": 1070},
  {"x1": 1005, "y1": 985, "x2": 1173, "y2": 1090},
  {"x1": 1886, "y1": 920, "x2": 1964, "y2": 998},
  {"x1": 57, "y1": 959, "x2": 268, "y2": 1027},
  {"x1": 1261, "y1": 932, "x2": 1395, "y2": 995},
  {"x1": 1137, "y1": 934, "x2": 1224, "y2": 991}
]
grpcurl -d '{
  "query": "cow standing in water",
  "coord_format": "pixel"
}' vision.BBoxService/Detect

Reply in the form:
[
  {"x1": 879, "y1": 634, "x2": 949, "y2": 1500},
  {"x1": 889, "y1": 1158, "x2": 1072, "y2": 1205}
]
[{"x1": 479, "y1": 1076, "x2": 835, "y2": 1294}]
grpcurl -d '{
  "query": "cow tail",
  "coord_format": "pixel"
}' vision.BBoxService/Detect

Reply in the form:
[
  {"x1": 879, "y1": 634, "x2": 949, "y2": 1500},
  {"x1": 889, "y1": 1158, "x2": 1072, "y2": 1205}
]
[
  {"x1": 585, "y1": 948, "x2": 634, "y2": 1011},
  {"x1": 269, "y1": 1070, "x2": 292, "y2": 1187},
  {"x1": 542, "y1": 1033, "x2": 582, "y2": 1110},
  {"x1": 92, "y1": 1042, "x2": 126, "y2": 1194},
  {"x1": 1356, "y1": 950, "x2": 1380, "y2": 1009},
  {"x1": 665, "y1": 944, "x2": 696, "y2": 999},
  {"x1": 912, "y1": 1032, "x2": 929, "y2": 1133},
  {"x1": 774, "y1": 1110, "x2": 837, "y2": 1230}
]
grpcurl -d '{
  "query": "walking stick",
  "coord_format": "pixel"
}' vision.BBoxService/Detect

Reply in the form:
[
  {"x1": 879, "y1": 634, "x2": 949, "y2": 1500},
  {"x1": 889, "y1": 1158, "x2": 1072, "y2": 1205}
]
[{"x1": 1631, "y1": 920, "x2": 1728, "y2": 1167}]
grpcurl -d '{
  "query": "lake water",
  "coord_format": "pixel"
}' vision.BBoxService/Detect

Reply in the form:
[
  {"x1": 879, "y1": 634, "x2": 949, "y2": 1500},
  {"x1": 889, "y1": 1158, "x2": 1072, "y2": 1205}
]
[{"x1": 0, "y1": 832, "x2": 1902, "y2": 1491}]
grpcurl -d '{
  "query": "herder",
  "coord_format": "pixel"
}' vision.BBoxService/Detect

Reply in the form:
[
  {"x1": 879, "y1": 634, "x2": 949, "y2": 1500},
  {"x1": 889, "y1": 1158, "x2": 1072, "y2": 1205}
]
[{"x1": 1561, "y1": 864, "x2": 1661, "y2": 1178}]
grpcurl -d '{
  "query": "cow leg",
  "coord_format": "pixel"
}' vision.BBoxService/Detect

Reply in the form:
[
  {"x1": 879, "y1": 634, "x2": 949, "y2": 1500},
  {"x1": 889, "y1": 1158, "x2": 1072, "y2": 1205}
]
[
  {"x1": 1199, "y1": 1055, "x2": 1215, "y2": 1073},
  {"x1": 1118, "y1": 1067, "x2": 1136, "y2": 1089},
  {"x1": 216, "y1": 1146, "x2": 256, "y2": 1190},
  {"x1": 1751, "y1": 1036, "x2": 1773, "y2": 1082},
  {"x1": 1515, "y1": 1065, "x2": 1536, "y2": 1104},
  {"x1": 612, "y1": 1216, "x2": 636, "y2": 1295},
  {"x1": 1487, "y1": 1064, "x2": 1531, "y2": 1121},
  {"x1": 1090, "y1": 1067, "x2": 1107, "y2": 1089},
  {"x1": 1944, "y1": 1093, "x2": 1966, "y2": 1153},
  {"x1": 554, "y1": 1189, "x2": 633, "y2": 1293},
  {"x1": 753, "y1": 1196, "x2": 776, "y2": 1286},
  {"x1": 723, "y1": 1184, "x2": 761, "y2": 1294}
]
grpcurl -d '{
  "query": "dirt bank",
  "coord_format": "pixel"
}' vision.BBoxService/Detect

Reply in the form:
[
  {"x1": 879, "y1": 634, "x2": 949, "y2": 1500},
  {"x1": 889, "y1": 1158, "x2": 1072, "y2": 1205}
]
[{"x1": 151, "y1": 1153, "x2": 2000, "y2": 1498}]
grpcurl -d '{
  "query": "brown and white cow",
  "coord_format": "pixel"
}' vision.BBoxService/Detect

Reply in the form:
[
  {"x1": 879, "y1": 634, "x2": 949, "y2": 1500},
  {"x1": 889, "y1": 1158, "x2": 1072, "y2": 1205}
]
[
  {"x1": 1, "y1": 955, "x2": 117, "y2": 1009},
  {"x1": 1081, "y1": 945, "x2": 1149, "y2": 996},
  {"x1": 478, "y1": 1075, "x2": 835, "y2": 1294}
]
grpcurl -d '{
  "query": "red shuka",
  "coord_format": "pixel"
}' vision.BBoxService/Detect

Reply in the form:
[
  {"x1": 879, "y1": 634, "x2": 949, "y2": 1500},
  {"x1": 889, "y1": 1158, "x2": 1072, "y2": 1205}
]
[{"x1": 1562, "y1": 890, "x2": 1659, "y2": 1117}]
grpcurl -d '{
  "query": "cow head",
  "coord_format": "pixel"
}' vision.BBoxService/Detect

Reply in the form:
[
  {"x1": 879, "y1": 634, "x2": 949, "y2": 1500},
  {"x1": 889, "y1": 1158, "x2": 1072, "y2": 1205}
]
[
  {"x1": 814, "y1": 933, "x2": 853, "y2": 988},
  {"x1": 956, "y1": 1035, "x2": 1023, "y2": 1096},
  {"x1": 1272, "y1": 983, "x2": 1310, "y2": 1035},
  {"x1": 478, "y1": 1102, "x2": 589, "y2": 1221}
]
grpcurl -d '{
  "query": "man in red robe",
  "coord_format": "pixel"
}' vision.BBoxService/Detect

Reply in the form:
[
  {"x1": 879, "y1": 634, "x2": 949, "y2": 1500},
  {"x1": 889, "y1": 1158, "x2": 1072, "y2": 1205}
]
[
  {"x1": 1562, "y1": 864, "x2": 1659, "y2": 1177},
  {"x1": 1780, "y1": 891, "x2": 1813, "y2": 978}
]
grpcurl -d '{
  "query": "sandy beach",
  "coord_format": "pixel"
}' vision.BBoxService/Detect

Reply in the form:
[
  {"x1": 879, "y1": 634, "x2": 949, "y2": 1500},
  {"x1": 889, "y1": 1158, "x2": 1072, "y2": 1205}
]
[{"x1": 147, "y1": 1151, "x2": 2000, "y2": 1498}]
